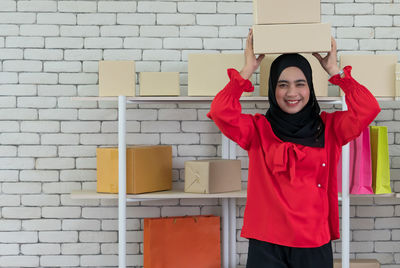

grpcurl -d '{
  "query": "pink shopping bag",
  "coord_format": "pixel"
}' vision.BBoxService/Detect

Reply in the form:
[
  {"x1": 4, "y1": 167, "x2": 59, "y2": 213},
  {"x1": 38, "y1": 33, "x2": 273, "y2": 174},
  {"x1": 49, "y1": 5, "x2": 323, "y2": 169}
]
[{"x1": 338, "y1": 127, "x2": 374, "y2": 194}]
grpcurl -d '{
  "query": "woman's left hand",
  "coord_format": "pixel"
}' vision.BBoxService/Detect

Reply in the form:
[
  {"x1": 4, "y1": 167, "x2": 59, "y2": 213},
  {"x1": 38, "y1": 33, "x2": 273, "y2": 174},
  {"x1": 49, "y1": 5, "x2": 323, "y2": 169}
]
[{"x1": 313, "y1": 37, "x2": 341, "y2": 77}]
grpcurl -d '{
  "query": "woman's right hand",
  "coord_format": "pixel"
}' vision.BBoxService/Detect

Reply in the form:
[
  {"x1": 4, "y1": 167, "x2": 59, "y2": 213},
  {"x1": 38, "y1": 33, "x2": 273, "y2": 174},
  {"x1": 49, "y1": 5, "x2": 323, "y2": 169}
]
[{"x1": 240, "y1": 28, "x2": 265, "y2": 80}]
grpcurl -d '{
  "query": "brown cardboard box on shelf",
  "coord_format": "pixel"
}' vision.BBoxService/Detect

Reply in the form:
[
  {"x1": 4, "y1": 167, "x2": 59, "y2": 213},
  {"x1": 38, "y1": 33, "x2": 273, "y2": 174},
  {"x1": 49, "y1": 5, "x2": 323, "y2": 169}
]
[
  {"x1": 334, "y1": 259, "x2": 380, "y2": 268},
  {"x1": 253, "y1": 0, "x2": 320, "y2": 25},
  {"x1": 188, "y1": 53, "x2": 253, "y2": 96},
  {"x1": 259, "y1": 53, "x2": 328, "y2": 97},
  {"x1": 184, "y1": 159, "x2": 242, "y2": 194},
  {"x1": 253, "y1": 24, "x2": 331, "y2": 55},
  {"x1": 98, "y1": 60, "x2": 136, "y2": 97},
  {"x1": 96, "y1": 145, "x2": 172, "y2": 194},
  {"x1": 395, "y1": 63, "x2": 400, "y2": 98},
  {"x1": 340, "y1": 54, "x2": 397, "y2": 97},
  {"x1": 139, "y1": 72, "x2": 180, "y2": 96}
]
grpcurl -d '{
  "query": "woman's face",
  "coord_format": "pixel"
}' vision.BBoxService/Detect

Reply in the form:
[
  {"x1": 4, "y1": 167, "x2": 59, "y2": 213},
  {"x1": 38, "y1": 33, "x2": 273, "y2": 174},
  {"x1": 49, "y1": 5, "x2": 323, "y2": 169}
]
[{"x1": 275, "y1": 66, "x2": 310, "y2": 114}]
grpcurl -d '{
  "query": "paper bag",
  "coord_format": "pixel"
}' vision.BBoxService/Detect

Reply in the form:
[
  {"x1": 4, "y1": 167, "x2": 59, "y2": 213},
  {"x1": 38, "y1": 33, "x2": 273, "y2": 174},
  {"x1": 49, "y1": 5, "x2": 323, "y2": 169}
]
[
  {"x1": 144, "y1": 215, "x2": 221, "y2": 268},
  {"x1": 370, "y1": 126, "x2": 392, "y2": 194},
  {"x1": 337, "y1": 127, "x2": 374, "y2": 194}
]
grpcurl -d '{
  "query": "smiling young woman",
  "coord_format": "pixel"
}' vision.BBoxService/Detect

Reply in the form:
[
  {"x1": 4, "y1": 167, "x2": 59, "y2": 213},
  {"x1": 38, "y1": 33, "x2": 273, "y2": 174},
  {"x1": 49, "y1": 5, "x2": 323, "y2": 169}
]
[
  {"x1": 207, "y1": 29, "x2": 381, "y2": 268},
  {"x1": 275, "y1": 66, "x2": 310, "y2": 114}
]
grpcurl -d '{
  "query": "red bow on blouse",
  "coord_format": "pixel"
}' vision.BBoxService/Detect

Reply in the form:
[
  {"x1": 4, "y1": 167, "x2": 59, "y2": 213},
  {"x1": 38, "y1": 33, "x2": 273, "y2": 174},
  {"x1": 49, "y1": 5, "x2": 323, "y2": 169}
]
[{"x1": 271, "y1": 143, "x2": 306, "y2": 183}]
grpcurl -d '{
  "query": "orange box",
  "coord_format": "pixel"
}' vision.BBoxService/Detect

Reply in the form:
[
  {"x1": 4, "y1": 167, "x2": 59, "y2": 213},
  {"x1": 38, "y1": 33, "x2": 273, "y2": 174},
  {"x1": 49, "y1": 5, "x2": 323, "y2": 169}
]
[
  {"x1": 260, "y1": 53, "x2": 328, "y2": 97},
  {"x1": 96, "y1": 146, "x2": 172, "y2": 194},
  {"x1": 334, "y1": 259, "x2": 380, "y2": 268},
  {"x1": 253, "y1": 24, "x2": 331, "y2": 55}
]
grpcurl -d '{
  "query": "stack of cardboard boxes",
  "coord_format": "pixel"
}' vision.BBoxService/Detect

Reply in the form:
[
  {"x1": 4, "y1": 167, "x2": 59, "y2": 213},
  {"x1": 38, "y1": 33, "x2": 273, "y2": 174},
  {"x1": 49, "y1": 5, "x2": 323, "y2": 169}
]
[
  {"x1": 252, "y1": 0, "x2": 331, "y2": 55},
  {"x1": 254, "y1": 0, "x2": 330, "y2": 97}
]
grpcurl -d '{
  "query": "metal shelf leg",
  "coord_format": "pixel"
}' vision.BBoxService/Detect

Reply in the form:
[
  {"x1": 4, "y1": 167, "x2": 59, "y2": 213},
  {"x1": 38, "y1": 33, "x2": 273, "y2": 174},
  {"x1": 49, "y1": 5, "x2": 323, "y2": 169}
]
[
  {"x1": 341, "y1": 96, "x2": 350, "y2": 268},
  {"x1": 229, "y1": 198, "x2": 237, "y2": 268},
  {"x1": 222, "y1": 198, "x2": 229, "y2": 268},
  {"x1": 118, "y1": 96, "x2": 127, "y2": 268}
]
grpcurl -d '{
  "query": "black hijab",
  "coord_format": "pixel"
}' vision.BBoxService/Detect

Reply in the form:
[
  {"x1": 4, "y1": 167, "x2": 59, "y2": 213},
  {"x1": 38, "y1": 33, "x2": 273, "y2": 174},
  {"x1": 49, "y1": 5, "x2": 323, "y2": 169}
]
[{"x1": 265, "y1": 53, "x2": 325, "y2": 148}]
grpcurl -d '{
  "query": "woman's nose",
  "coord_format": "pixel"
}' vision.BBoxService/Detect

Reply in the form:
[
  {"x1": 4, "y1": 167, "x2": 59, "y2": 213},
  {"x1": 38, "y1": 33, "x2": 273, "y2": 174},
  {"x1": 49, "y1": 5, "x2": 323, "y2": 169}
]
[{"x1": 286, "y1": 84, "x2": 297, "y2": 95}]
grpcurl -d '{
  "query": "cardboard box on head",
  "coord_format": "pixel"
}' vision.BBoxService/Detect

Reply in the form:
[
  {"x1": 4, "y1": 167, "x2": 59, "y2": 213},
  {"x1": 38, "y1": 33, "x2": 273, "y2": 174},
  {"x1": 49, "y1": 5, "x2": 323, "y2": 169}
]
[
  {"x1": 253, "y1": 24, "x2": 331, "y2": 55},
  {"x1": 98, "y1": 60, "x2": 136, "y2": 97},
  {"x1": 188, "y1": 53, "x2": 254, "y2": 96},
  {"x1": 259, "y1": 54, "x2": 328, "y2": 97},
  {"x1": 253, "y1": 0, "x2": 320, "y2": 25},
  {"x1": 339, "y1": 54, "x2": 397, "y2": 97},
  {"x1": 139, "y1": 72, "x2": 180, "y2": 96}
]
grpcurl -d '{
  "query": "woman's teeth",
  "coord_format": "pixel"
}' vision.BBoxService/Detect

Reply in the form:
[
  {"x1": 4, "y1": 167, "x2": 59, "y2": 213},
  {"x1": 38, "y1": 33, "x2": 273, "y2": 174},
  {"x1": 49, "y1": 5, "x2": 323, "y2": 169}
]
[{"x1": 287, "y1": 100, "x2": 299, "y2": 104}]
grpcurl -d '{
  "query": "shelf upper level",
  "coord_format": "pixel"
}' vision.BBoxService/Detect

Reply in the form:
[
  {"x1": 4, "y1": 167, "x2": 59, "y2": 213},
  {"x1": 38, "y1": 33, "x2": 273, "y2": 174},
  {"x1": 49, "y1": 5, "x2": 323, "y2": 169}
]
[
  {"x1": 73, "y1": 96, "x2": 344, "y2": 104},
  {"x1": 73, "y1": 96, "x2": 397, "y2": 103}
]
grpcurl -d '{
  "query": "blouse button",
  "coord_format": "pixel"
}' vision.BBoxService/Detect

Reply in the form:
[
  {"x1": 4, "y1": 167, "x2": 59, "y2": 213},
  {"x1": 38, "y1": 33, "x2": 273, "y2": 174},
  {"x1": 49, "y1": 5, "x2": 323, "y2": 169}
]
[
  {"x1": 322, "y1": 163, "x2": 326, "y2": 167},
  {"x1": 318, "y1": 184, "x2": 321, "y2": 188}
]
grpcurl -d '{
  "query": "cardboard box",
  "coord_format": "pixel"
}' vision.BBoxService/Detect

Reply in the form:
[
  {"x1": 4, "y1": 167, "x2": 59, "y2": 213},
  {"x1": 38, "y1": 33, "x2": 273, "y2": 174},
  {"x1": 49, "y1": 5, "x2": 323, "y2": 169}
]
[
  {"x1": 395, "y1": 63, "x2": 400, "y2": 98},
  {"x1": 188, "y1": 53, "x2": 253, "y2": 96},
  {"x1": 253, "y1": 24, "x2": 331, "y2": 55},
  {"x1": 340, "y1": 54, "x2": 397, "y2": 97},
  {"x1": 97, "y1": 146, "x2": 172, "y2": 194},
  {"x1": 184, "y1": 159, "x2": 242, "y2": 194},
  {"x1": 253, "y1": 0, "x2": 320, "y2": 24},
  {"x1": 259, "y1": 53, "x2": 328, "y2": 97},
  {"x1": 99, "y1": 60, "x2": 136, "y2": 97},
  {"x1": 139, "y1": 72, "x2": 180, "y2": 96},
  {"x1": 334, "y1": 259, "x2": 380, "y2": 268}
]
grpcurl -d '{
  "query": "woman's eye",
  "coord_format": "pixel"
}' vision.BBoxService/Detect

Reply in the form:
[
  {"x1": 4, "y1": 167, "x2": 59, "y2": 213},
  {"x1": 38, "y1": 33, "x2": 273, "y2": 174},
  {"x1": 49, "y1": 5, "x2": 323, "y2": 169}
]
[
  {"x1": 278, "y1": 84, "x2": 287, "y2": 88},
  {"x1": 296, "y1": 83, "x2": 306, "y2": 87}
]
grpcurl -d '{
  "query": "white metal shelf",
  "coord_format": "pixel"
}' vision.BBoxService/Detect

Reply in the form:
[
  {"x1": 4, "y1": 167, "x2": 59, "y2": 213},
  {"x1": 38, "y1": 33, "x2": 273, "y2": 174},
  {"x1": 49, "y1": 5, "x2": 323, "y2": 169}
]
[{"x1": 71, "y1": 94, "x2": 395, "y2": 268}]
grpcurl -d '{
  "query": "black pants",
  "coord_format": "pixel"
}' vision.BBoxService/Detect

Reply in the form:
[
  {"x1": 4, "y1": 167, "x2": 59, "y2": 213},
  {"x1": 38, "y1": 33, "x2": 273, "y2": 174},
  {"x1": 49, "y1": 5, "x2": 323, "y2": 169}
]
[{"x1": 246, "y1": 239, "x2": 333, "y2": 268}]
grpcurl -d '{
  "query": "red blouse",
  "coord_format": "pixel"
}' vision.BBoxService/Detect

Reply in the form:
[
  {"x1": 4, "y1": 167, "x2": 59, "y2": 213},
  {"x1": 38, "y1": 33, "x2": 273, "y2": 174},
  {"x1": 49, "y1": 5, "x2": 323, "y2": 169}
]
[{"x1": 207, "y1": 66, "x2": 380, "y2": 247}]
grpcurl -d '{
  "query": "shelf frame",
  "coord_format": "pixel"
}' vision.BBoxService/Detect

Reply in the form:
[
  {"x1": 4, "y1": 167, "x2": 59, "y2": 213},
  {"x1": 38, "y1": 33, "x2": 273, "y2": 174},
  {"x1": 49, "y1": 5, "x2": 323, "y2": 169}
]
[{"x1": 70, "y1": 95, "x2": 399, "y2": 268}]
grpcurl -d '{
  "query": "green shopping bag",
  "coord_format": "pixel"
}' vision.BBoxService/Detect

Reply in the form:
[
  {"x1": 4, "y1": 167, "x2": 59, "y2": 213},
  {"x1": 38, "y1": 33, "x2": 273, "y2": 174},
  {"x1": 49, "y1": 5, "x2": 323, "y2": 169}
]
[{"x1": 369, "y1": 126, "x2": 392, "y2": 194}]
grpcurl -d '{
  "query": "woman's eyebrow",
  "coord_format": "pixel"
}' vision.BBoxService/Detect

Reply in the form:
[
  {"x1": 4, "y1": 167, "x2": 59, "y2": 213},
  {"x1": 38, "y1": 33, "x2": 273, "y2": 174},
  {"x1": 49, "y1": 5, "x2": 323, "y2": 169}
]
[
  {"x1": 277, "y1": 80, "x2": 289, "y2": 83},
  {"x1": 277, "y1": 79, "x2": 306, "y2": 83}
]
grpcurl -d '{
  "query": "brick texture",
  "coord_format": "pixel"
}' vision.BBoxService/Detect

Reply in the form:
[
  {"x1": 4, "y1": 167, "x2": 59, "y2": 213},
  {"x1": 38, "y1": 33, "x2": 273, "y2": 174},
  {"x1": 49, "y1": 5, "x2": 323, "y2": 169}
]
[{"x1": 0, "y1": 1, "x2": 399, "y2": 267}]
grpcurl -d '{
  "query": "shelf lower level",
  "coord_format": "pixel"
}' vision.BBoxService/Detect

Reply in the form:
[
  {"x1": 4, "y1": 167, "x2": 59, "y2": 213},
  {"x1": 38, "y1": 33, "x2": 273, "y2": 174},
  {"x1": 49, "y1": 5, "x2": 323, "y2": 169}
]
[
  {"x1": 71, "y1": 189, "x2": 247, "y2": 200},
  {"x1": 71, "y1": 190, "x2": 399, "y2": 201}
]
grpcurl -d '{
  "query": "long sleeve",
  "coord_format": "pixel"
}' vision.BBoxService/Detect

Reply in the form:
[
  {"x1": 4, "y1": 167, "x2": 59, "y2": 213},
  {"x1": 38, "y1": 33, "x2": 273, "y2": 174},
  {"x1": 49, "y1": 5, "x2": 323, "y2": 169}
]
[
  {"x1": 329, "y1": 65, "x2": 381, "y2": 146},
  {"x1": 207, "y1": 68, "x2": 256, "y2": 150}
]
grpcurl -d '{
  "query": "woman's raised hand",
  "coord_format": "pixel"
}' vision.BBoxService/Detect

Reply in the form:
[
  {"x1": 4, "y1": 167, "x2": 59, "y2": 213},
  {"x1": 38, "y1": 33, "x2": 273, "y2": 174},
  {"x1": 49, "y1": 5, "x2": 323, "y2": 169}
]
[
  {"x1": 313, "y1": 37, "x2": 341, "y2": 77},
  {"x1": 240, "y1": 28, "x2": 265, "y2": 80}
]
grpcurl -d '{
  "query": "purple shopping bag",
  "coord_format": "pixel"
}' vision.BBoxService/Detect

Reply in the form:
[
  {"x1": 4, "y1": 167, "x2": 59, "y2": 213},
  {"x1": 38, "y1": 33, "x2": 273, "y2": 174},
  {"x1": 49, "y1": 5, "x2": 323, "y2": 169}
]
[{"x1": 338, "y1": 127, "x2": 374, "y2": 194}]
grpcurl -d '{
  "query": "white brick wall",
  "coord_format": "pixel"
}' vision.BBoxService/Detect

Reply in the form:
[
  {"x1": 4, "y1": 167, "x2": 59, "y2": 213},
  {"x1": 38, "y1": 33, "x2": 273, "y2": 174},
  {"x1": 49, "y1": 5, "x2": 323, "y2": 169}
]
[{"x1": 0, "y1": 1, "x2": 400, "y2": 267}]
